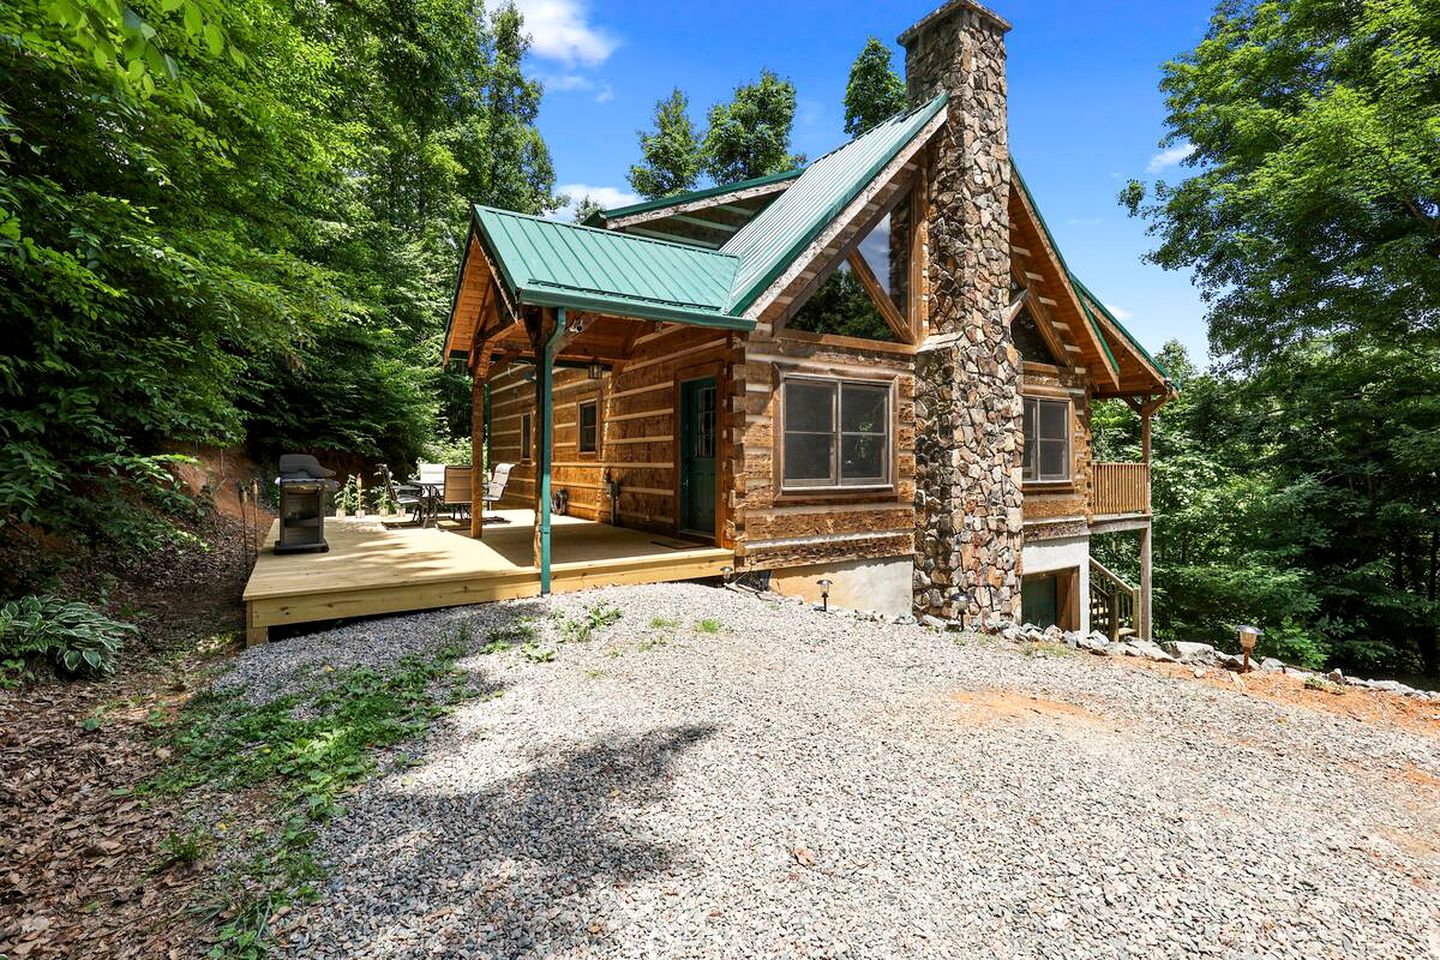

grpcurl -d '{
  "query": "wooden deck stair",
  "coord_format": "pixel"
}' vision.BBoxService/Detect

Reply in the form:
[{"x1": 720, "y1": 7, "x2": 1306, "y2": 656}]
[{"x1": 1089, "y1": 557, "x2": 1140, "y2": 640}]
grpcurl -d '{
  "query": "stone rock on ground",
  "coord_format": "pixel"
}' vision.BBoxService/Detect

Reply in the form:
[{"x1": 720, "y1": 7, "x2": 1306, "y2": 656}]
[{"x1": 225, "y1": 583, "x2": 1440, "y2": 960}]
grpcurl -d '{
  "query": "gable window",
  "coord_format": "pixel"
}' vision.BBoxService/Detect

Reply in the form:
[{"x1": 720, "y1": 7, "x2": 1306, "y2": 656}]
[
  {"x1": 1023, "y1": 397, "x2": 1070, "y2": 483},
  {"x1": 521, "y1": 413, "x2": 533, "y2": 463},
  {"x1": 578, "y1": 400, "x2": 599, "y2": 454},
  {"x1": 782, "y1": 378, "x2": 891, "y2": 490}
]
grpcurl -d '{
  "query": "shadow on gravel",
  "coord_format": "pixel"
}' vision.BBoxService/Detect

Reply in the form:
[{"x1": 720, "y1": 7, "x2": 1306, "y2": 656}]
[{"x1": 341, "y1": 722, "x2": 716, "y2": 957}]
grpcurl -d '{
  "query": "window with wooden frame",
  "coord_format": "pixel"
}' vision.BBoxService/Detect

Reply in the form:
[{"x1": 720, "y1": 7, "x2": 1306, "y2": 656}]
[
  {"x1": 520, "y1": 413, "x2": 533, "y2": 463},
  {"x1": 1023, "y1": 397, "x2": 1071, "y2": 483},
  {"x1": 577, "y1": 400, "x2": 599, "y2": 455},
  {"x1": 781, "y1": 377, "x2": 892, "y2": 490}
]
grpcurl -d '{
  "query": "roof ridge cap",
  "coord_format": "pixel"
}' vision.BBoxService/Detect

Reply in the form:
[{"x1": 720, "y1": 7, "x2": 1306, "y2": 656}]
[{"x1": 474, "y1": 205, "x2": 741, "y2": 261}]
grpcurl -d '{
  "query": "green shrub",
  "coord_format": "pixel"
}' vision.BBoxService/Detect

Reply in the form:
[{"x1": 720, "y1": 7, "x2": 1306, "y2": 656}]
[{"x1": 0, "y1": 595, "x2": 138, "y2": 685}]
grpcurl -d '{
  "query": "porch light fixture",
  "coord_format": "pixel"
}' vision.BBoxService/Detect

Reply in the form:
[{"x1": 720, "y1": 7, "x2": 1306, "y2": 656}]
[
  {"x1": 1236, "y1": 624, "x2": 1262, "y2": 672},
  {"x1": 587, "y1": 359, "x2": 604, "y2": 380},
  {"x1": 817, "y1": 578, "x2": 833, "y2": 612}
]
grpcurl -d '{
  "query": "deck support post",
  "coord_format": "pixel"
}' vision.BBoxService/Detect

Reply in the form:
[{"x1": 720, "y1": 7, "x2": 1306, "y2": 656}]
[{"x1": 1139, "y1": 521, "x2": 1153, "y2": 640}]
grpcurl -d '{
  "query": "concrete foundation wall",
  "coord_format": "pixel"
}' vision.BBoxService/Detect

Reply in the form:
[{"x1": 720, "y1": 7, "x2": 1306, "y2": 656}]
[{"x1": 769, "y1": 556, "x2": 915, "y2": 619}]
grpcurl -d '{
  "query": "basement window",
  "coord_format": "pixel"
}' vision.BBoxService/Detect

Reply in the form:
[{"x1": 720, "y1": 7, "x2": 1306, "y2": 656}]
[
  {"x1": 578, "y1": 400, "x2": 599, "y2": 454},
  {"x1": 1023, "y1": 397, "x2": 1070, "y2": 483},
  {"x1": 782, "y1": 378, "x2": 891, "y2": 490}
]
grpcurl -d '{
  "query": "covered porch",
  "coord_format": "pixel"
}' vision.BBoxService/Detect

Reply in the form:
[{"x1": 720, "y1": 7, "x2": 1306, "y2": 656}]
[{"x1": 243, "y1": 511, "x2": 733, "y2": 644}]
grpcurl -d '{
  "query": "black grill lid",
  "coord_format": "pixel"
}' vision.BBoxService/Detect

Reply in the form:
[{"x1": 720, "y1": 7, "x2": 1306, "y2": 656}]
[{"x1": 278, "y1": 454, "x2": 336, "y2": 479}]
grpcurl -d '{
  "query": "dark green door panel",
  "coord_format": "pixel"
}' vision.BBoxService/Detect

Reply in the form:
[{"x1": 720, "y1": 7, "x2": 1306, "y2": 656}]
[
  {"x1": 1022, "y1": 575, "x2": 1059, "y2": 628},
  {"x1": 680, "y1": 377, "x2": 717, "y2": 537}
]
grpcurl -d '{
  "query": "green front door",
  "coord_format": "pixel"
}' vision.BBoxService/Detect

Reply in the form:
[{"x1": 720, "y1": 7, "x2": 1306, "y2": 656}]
[{"x1": 679, "y1": 376, "x2": 717, "y2": 537}]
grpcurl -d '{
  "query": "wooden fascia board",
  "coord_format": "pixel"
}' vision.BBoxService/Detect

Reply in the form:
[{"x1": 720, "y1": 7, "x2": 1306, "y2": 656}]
[
  {"x1": 746, "y1": 107, "x2": 948, "y2": 321},
  {"x1": 1085, "y1": 294, "x2": 1170, "y2": 394},
  {"x1": 1009, "y1": 266, "x2": 1073, "y2": 370},
  {"x1": 605, "y1": 180, "x2": 793, "y2": 230},
  {"x1": 1011, "y1": 183, "x2": 1121, "y2": 391},
  {"x1": 768, "y1": 175, "x2": 913, "y2": 331}
]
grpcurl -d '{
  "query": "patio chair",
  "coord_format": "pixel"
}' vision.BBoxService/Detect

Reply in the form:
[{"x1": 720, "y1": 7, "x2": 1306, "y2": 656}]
[
  {"x1": 482, "y1": 462, "x2": 514, "y2": 522},
  {"x1": 374, "y1": 463, "x2": 425, "y2": 524},
  {"x1": 442, "y1": 465, "x2": 473, "y2": 522}
]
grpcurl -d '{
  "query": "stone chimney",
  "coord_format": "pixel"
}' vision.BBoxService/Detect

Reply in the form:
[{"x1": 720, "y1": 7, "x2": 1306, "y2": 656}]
[{"x1": 900, "y1": 1, "x2": 1023, "y2": 626}]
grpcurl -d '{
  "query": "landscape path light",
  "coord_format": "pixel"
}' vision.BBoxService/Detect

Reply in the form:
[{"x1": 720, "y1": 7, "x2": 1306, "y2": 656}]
[
  {"x1": 1236, "y1": 624, "x2": 1262, "y2": 673},
  {"x1": 816, "y1": 578, "x2": 833, "y2": 612}
]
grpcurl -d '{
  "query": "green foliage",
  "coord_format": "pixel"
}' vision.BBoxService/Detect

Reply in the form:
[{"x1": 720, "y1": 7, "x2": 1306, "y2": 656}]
[
  {"x1": 1115, "y1": 1, "x2": 1440, "y2": 681},
  {"x1": 1, "y1": 0, "x2": 557, "y2": 572},
  {"x1": 147, "y1": 645, "x2": 480, "y2": 956},
  {"x1": 844, "y1": 38, "x2": 908, "y2": 136},
  {"x1": 695, "y1": 618, "x2": 722, "y2": 634},
  {"x1": 702, "y1": 70, "x2": 805, "y2": 184},
  {"x1": 0, "y1": 595, "x2": 137, "y2": 684},
  {"x1": 555, "y1": 601, "x2": 622, "y2": 644},
  {"x1": 628, "y1": 89, "x2": 704, "y2": 199},
  {"x1": 157, "y1": 827, "x2": 210, "y2": 868},
  {"x1": 1123, "y1": 0, "x2": 1440, "y2": 367},
  {"x1": 786, "y1": 266, "x2": 894, "y2": 341}
]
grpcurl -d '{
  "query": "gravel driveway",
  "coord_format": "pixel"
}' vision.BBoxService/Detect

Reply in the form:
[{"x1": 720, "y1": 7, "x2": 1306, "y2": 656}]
[{"x1": 225, "y1": 583, "x2": 1440, "y2": 959}]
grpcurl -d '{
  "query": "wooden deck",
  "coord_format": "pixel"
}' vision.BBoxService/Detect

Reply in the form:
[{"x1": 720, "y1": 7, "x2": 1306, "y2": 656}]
[{"x1": 242, "y1": 510, "x2": 734, "y2": 644}]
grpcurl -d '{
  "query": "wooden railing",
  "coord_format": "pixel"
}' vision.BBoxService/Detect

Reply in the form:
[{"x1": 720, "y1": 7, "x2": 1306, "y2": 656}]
[
  {"x1": 1090, "y1": 558, "x2": 1140, "y2": 641},
  {"x1": 1092, "y1": 462, "x2": 1150, "y2": 517}
]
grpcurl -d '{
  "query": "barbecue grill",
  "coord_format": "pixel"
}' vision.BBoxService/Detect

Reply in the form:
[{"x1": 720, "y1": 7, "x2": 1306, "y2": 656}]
[{"x1": 275, "y1": 454, "x2": 338, "y2": 555}]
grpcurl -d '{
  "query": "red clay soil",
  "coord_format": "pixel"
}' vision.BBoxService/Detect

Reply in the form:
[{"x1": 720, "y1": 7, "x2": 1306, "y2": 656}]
[{"x1": 1112, "y1": 655, "x2": 1440, "y2": 736}]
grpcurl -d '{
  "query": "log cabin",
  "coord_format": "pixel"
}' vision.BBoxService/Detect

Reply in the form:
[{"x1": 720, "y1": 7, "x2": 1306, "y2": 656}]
[{"x1": 436, "y1": 0, "x2": 1171, "y2": 637}]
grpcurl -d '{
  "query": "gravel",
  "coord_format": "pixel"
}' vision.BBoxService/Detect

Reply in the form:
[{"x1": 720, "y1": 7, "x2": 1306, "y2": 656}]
[{"x1": 230, "y1": 582, "x2": 1440, "y2": 959}]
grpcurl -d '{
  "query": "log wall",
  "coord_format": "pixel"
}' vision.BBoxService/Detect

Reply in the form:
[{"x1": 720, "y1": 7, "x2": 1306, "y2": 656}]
[
  {"x1": 732, "y1": 327, "x2": 918, "y2": 571},
  {"x1": 1020, "y1": 363, "x2": 1093, "y2": 537},
  {"x1": 482, "y1": 324, "x2": 735, "y2": 541}
]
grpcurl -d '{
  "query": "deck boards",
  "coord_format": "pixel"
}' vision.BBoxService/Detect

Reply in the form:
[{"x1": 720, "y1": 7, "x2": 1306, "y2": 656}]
[{"x1": 243, "y1": 510, "x2": 733, "y2": 643}]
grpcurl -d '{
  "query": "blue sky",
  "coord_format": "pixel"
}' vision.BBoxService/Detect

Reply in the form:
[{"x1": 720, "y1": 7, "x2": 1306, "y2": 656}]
[{"x1": 514, "y1": 0, "x2": 1215, "y2": 362}]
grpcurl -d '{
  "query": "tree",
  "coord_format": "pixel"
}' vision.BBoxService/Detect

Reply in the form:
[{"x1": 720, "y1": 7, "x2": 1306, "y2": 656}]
[
  {"x1": 628, "y1": 89, "x2": 703, "y2": 199},
  {"x1": 1122, "y1": 0, "x2": 1440, "y2": 368},
  {"x1": 572, "y1": 196, "x2": 604, "y2": 224},
  {"x1": 1110, "y1": 0, "x2": 1440, "y2": 680},
  {"x1": 843, "y1": 38, "x2": 908, "y2": 136},
  {"x1": 0, "y1": 0, "x2": 557, "y2": 576},
  {"x1": 702, "y1": 69, "x2": 805, "y2": 184}
]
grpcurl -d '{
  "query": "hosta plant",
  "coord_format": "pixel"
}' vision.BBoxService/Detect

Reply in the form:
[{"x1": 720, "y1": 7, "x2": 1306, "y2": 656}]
[{"x1": 0, "y1": 595, "x2": 138, "y2": 685}]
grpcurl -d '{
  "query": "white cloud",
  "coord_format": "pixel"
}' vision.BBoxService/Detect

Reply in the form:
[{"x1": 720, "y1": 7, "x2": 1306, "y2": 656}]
[
  {"x1": 540, "y1": 73, "x2": 616, "y2": 103},
  {"x1": 513, "y1": 0, "x2": 618, "y2": 66},
  {"x1": 551, "y1": 183, "x2": 642, "y2": 222},
  {"x1": 1104, "y1": 303, "x2": 1133, "y2": 321},
  {"x1": 1147, "y1": 141, "x2": 1197, "y2": 173},
  {"x1": 1066, "y1": 217, "x2": 1104, "y2": 227}
]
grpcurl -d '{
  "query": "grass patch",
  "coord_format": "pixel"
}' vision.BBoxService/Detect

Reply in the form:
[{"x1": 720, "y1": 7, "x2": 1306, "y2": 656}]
[
  {"x1": 555, "y1": 601, "x2": 622, "y2": 644},
  {"x1": 636, "y1": 636, "x2": 668, "y2": 653},
  {"x1": 156, "y1": 827, "x2": 210, "y2": 869},
  {"x1": 1020, "y1": 640, "x2": 1076, "y2": 659},
  {"x1": 1304, "y1": 674, "x2": 1345, "y2": 695},
  {"x1": 648, "y1": 616, "x2": 678, "y2": 630},
  {"x1": 144, "y1": 641, "x2": 483, "y2": 958},
  {"x1": 695, "y1": 618, "x2": 723, "y2": 635}
]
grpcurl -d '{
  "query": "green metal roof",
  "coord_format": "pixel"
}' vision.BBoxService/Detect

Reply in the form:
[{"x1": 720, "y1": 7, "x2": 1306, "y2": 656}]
[
  {"x1": 588, "y1": 168, "x2": 803, "y2": 224},
  {"x1": 471, "y1": 206, "x2": 752, "y2": 329},
  {"x1": 721, "y1": 93, "x2": 949, "y2": 314}
]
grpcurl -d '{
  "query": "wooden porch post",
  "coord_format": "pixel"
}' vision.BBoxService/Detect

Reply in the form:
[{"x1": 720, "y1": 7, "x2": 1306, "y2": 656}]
[
  {"x1": 470, "y1": 372, "x2": 486, "y2": 538},
  {"x1": 533, "y1": 308, "x2": 567, "y2": 594}
]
